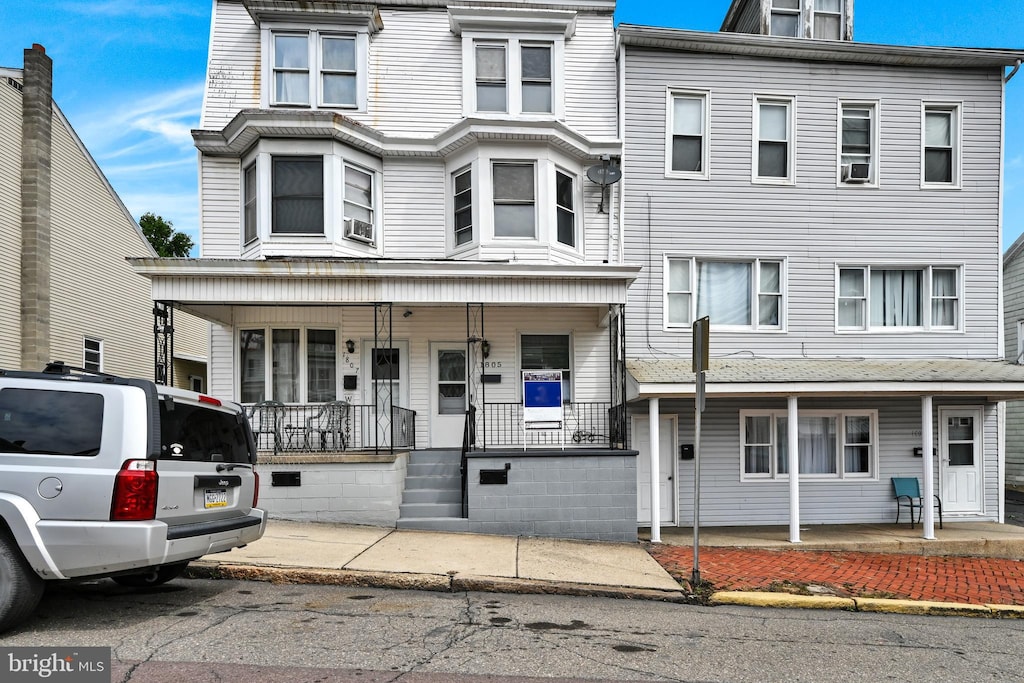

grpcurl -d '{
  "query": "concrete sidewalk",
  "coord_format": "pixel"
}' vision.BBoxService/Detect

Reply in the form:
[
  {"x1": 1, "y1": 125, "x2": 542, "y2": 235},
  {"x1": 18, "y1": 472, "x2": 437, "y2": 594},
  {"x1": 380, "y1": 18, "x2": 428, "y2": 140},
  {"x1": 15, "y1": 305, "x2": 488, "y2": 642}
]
[{"x1": 190, "y1": 518, "x2": 1024, "y2": 616}]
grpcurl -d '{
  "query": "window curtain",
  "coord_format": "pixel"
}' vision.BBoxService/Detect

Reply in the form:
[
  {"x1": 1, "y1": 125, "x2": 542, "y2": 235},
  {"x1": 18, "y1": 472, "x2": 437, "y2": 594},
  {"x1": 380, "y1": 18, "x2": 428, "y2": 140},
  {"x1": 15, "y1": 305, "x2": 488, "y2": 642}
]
[
  {"x1": 697, "y1": 261, "x2": 751, "y2": 325},
  {"x1": 274, "y1": 35, "x2": 309, "y2": 104},
  {"x1": 672, "y1": 97, "x2": 703, "y2": 172},
  {"x1": 870, "y1": 269, "x2": 921, "y2": 326},
  {"x1": 778, "y1": 416, "x2": 837, "y2": 475},
  {"x1": 925, "y1": 112, "x2": 953, "y2": 182},
  {"x1": 932, "y1": 269, "x2": 957, "y2": 326},
  {"x1": 272, "y1": 329, "x2": 300, "y2": 403},
  {"x1": 744, "y1": 416, "x2": 771, "y2": 474}
]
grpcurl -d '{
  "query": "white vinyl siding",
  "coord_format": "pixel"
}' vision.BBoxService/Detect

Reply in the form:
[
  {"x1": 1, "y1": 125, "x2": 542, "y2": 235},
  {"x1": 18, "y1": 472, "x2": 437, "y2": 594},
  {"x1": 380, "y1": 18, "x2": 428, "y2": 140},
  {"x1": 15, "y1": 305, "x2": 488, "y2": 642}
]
[
  {"x1": 622, "y1": 48, "x2": 1003, "y2": 360},
  {"x1": 0, "y1": 81, "x2": 22, "y2": 369}
]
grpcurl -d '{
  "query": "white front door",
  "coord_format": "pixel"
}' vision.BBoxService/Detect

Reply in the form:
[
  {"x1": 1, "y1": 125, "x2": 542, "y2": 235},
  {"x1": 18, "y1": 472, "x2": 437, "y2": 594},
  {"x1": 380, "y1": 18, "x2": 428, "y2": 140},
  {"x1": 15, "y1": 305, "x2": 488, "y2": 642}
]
[
  {"x1": 430, "y1": 343, "x2": 467, "y2": 448},
  {"x1": 634, "y1": 416, "x2": 676, "y2": 525},
  {"x1": 362, "y1": 341, "x2": 409, "y2": 449},
  {"x1": 940, "y1": 408, "x2": 983, "y2": 514}
]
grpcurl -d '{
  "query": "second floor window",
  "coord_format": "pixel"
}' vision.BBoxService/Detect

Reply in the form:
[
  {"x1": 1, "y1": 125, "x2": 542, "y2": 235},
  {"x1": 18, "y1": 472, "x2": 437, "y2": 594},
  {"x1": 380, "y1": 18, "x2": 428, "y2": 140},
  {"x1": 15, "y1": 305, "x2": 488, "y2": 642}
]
[
  {"x1": 555, "y1": 170, "x2": 575, "y2": 247},
  {"x1": 755, "y1": 98, "x2": 794, "y2": 182},
  {"x1": 272, "y1": 157, "x2": 323, "y2": 234},
  {"x1": 270, "y1": 30, "x2": 362, "y2": 109},
  {"x1": 837, "y1": 266, "x2": 960, "y2": 331},
  {"x1": 453, "y1": 168, "x2": 473, "y2": 247},
  {"x1": 493, "y1": 163, "x2": 536, "y2": 238},
  {"x1": 669, "y1": 93, "x2": 707, "y2": 176},
  {"x1": 924, "y1": 105, "x2": 960, "y2": 186},
  {"x1": 667, "y1": 257, "x2": 783, "y2": 330}
]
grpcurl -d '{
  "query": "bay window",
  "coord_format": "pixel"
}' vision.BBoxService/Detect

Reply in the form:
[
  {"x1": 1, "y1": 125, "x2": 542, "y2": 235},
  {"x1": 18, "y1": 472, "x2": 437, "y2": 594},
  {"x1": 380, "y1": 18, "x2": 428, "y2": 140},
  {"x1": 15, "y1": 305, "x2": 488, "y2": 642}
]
[
  {"x1": 741, "y1": 410, "x2": 877, "y2": 480},
  {"x1": 837, "y1": 266, "x2": 960, "y2": 331},
  {"x1": 240, "y1": 328, "x2": 340, "y2": 403},
  {"x1": 493, "y1": 163, "x2": 536, "y2": 238},
  {"x1": 453, "y1": 168, "x2": 473, "y2": 247},
  {"x1": 666, "y1": 257, "x2": 784, "y2": 330},
  {"x1": 555, "y1": 170, "x2": 575, "y2": 247},
  {"x1": 272, "y1": 157, "x2": 323, "y2": 234}
]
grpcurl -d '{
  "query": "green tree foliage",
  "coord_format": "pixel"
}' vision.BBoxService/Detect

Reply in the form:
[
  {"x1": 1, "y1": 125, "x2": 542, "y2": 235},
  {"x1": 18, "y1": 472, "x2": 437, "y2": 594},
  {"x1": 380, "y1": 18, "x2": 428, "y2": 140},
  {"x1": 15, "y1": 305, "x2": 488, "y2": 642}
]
[{"x1": 139, "y1": 212, "x2": 194, "y2": 257}]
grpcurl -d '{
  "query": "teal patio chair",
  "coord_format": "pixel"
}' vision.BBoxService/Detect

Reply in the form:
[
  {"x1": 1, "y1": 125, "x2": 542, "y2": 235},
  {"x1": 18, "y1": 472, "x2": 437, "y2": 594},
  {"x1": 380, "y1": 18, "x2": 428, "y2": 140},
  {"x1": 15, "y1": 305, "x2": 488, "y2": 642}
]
[{"x1": 892, "y1": 477, "x2": 942, "y2": 529}]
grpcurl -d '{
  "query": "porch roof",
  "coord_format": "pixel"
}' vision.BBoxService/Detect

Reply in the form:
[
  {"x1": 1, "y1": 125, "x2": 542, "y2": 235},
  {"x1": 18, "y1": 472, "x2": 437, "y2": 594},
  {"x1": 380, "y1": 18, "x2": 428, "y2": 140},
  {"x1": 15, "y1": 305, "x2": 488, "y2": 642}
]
[
  {"x1": 129, "y1": 257, "x2": 640, "y2": 324},
  {"x1": 626, "y1": 357, "x2": 1024, "y2": 400}
]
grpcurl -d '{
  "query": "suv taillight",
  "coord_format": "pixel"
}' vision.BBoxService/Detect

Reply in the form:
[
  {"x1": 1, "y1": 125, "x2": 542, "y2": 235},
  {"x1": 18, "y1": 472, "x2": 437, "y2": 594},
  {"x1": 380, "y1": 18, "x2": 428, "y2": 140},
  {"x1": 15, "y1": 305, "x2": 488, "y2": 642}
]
[
  {"x1": 252, "y1": 470, "x2": 260, "y2": 508},
  {"x1": 111, "y1": 460, "x2": 158, "y2": 521}
]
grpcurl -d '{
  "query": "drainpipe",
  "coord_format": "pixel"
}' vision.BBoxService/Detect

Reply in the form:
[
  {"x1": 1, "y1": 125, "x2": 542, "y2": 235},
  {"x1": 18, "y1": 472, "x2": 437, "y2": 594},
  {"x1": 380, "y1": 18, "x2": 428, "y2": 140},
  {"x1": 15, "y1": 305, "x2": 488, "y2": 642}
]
[
  {"x1": 1005, "y1": 59, "x2": 1021, "y2": 83},
  {"x1": 20, "y1": 44, "x2": 52, "y2": 371}
]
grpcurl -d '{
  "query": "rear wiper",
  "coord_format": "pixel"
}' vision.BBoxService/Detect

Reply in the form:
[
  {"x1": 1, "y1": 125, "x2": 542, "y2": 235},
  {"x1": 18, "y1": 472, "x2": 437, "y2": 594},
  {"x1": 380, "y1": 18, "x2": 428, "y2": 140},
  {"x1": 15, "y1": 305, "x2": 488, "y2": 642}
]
[{"x1": 216, "y1": 463, "x2": 252, "y2": 472}]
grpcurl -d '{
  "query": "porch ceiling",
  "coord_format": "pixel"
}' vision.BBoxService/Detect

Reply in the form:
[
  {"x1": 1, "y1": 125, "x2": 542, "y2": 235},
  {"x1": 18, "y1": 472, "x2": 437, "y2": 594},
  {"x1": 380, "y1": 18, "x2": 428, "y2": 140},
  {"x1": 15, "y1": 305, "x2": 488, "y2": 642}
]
[
  {"x1": 626, "y1": 357, "x2": 1024, "y2": 401},
  {"x1": 130, "y1": 257, "x2": 640, "y2": 324}
]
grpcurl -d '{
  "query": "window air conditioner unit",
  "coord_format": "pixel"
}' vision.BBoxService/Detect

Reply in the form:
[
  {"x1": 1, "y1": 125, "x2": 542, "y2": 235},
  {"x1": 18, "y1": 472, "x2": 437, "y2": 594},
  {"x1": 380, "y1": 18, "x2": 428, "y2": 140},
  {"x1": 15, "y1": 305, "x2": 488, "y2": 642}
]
[
  {"x1": 344, "y1": 218, "x2": 375, "y2": 245},
  {"x1": 842, "y1": 163, "x2": 870, "y2": 183}
]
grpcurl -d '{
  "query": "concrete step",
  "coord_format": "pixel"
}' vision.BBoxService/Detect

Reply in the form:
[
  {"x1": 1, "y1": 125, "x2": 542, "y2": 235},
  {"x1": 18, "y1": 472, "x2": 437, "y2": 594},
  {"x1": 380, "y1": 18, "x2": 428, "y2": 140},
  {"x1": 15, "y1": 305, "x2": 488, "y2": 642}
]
[
  {"x1": 399, "y1": 502, "x2": 463, "y2": 519},
  {"x1": 406, "y1": 462, "x2": 461, "y2": 477},
  {"x1": 404, "y1": 474, "x2": 462, "y2": 491},
  {"x1": 396, "y1": 516, "x2": 471, "y2": 532},
  {"x1": 401, "y1": 488, "x2": 462, "y2": 505}
]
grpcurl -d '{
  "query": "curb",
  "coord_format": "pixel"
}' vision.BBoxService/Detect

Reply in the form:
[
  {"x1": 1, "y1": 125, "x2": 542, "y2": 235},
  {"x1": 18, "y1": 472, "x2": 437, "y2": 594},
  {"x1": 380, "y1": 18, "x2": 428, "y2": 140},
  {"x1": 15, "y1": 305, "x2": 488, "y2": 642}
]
[
  {"x1": 710, "y1": 591, "x2": 1024, "y2": 618},
  {"x1": 187, "y1": 561, "x2": 692, "y2": 604}
]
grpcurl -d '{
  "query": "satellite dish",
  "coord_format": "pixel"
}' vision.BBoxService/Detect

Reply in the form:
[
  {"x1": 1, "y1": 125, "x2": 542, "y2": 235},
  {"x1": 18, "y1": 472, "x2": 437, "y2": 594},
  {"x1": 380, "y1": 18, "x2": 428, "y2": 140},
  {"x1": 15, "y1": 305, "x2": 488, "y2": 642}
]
[
  {"x1": 586, "y1": 158, "x2": 621, "y2": 213},
  {"x1": 586, "y1": 162, "x2": 622, "y2": 186}
]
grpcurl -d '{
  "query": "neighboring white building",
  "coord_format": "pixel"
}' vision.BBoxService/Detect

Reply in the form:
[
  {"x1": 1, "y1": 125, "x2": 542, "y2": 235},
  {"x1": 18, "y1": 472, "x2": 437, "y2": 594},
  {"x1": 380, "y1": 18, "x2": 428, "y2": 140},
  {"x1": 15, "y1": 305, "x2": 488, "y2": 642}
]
[
  {"x1": 1002, "y1": 235, "x2": 1024, "y2": 486},
  {"x1": 619, "y1": 0, "x2": 1024, "y2": 538},
  {"x1": 131, "y1": 0, "x2": 641, "y2": 540},
  {"x1": 0, "y1": 44, "x2": 207, "y2": 387}
]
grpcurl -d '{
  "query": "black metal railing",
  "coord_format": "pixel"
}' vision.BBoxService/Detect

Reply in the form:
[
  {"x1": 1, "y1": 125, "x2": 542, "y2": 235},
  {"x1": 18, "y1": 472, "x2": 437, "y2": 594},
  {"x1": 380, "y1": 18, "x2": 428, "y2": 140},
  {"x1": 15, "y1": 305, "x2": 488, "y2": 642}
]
[
  {"x1": 478, "y1": 402, "x2": 613, "y2": 448},
  {"x1": 245, "y1": 402, "x2": 415, "y2": 454}
]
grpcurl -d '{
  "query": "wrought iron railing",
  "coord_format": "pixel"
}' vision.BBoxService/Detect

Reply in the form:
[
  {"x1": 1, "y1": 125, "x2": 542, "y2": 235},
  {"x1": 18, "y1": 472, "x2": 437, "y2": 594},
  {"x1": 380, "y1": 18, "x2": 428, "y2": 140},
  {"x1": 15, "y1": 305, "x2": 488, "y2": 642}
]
[
  {"x1": 477, "y1": 402, "x2": 613, "y2": 448},
  {"x1": 245, "y1": 402, "x2": 415, "y2": 454}
]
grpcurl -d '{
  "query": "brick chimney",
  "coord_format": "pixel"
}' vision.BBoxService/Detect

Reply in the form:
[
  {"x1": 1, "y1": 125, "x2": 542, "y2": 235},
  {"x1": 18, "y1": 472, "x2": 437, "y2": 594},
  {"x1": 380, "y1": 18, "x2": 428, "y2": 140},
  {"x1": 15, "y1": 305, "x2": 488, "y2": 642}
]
[{"x1": 20, "y1": 43, "x2": 52, "y2": 371}]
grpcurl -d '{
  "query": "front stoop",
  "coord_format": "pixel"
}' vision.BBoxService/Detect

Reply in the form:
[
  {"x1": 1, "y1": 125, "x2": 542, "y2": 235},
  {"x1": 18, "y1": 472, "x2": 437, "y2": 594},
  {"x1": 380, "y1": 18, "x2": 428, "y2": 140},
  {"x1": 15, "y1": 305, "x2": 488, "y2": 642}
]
[{"x1": 397, "y1": 449, "x2": 470, "y2": 532}]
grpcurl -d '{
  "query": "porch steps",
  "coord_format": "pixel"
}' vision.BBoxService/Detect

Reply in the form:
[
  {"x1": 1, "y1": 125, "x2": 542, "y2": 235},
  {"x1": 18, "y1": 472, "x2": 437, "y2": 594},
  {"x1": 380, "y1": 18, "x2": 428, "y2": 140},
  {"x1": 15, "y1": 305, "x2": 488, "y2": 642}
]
[{"x1": 397, "y1": 448, "x2": 469, "y2": 532}]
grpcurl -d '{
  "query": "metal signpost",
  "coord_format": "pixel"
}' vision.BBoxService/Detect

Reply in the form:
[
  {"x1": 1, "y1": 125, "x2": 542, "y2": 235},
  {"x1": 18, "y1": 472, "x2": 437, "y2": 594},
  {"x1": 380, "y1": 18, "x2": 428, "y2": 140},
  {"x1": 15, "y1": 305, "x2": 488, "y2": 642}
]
[{"x1": 691, "y1": 316, "x2": 709, "y2": 587}]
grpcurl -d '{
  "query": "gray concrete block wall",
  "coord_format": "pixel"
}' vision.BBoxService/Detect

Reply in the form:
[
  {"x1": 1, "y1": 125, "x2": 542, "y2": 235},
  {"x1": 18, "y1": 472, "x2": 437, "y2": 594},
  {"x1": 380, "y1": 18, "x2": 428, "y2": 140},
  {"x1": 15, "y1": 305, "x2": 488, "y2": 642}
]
[
  {"x1": 258, "y1": 456, "x2": 407, "y2": 526},
  {"x1": 466, "y1": 450, "x2": 638, "y2": 542}
]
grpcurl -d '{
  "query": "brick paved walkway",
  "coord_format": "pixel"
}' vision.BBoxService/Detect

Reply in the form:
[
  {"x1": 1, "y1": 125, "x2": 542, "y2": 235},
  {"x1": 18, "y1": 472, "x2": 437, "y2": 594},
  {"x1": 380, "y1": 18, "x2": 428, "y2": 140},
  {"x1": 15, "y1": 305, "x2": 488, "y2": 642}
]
[{"x1": 647, "y1": 545, "x2": 1024, "y2": 605}]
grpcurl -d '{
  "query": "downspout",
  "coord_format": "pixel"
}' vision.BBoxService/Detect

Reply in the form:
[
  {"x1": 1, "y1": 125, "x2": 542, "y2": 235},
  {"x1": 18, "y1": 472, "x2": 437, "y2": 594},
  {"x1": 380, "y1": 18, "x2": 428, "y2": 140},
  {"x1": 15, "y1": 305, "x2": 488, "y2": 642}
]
[
  {"x1": 615, "y1": 33, "x2": 626, "y2": 265},
  {"x1": 1005, "y1": 59, "x2": 1021, "y2": 83}
]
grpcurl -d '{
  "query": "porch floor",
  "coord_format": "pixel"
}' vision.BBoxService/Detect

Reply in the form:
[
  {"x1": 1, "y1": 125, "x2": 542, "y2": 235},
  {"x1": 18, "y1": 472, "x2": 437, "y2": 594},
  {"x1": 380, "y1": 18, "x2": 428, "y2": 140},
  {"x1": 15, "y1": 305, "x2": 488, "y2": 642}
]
[{"x1": 642, "y1": 521, "x2": 1024, "y2": 560}]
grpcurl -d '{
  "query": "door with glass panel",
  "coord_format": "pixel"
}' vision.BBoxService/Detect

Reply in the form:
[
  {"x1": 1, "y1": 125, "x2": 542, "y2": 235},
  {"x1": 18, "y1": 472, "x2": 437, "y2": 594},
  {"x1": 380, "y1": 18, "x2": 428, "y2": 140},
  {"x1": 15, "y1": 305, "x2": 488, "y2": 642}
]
[
  {"x1": 430, "y1": 344, "x2": 467, "y2": 448},
  {"x1": 940, "y1": 408, "x2": 983, "y2": 514},
  {"x1": 362, "y1": 342, "x2": 409, "y2": 449}
]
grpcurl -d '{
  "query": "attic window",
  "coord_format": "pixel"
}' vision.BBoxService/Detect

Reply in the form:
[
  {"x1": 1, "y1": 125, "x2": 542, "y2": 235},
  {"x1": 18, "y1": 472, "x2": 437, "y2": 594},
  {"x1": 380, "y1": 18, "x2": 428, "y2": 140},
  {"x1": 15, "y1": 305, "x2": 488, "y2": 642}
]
[{"x1": 770, "y1": 0, "x2": 801, "y2": 37}]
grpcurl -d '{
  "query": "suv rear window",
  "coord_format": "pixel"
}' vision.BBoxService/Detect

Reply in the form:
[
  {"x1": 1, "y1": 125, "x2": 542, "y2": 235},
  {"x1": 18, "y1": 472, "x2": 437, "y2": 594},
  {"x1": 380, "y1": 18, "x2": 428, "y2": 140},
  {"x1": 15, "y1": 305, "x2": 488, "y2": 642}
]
[
  {"x1": 160, "y1": 402, "x2": 252, "y2": 464},
  {"x1": 0, "y1": 388, "x2": 104, "y2": 456}
]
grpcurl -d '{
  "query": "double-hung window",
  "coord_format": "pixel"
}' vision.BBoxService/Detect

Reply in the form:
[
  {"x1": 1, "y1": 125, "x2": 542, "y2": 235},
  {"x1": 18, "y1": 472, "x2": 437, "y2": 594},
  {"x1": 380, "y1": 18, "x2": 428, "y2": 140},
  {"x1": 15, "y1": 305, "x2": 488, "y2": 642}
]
[
  {"x1": 741, "y1": 409, "x2": 877, "y2": 480},
  {"x1": 470, "y1": 39, "x2": 557, "y2": 116},
  {"x1": 243, "y1": 163, "x2": 258, "y2": 244},
  {"x1": 755, "y1": 97, "x2": 794, "y2": 182},
  {"x1": 453, "y1": 168, "x2": 473, "y2": 247},
  {"x1": 492, "y1": 162, "x2": 536, "y2": 238},
  {"x1": 923, "y1": 104, "x2": 960, "y2": 186},
  {"x1": 812, "y1": 0, "x2": 843, "y2": 39},
  {"x1": 666, "y1": 257, "x2": 783, "y2": 330},
  {"x1": 668, "y1": 92, "x2": 708, "y2": 177},
  {"x1": 240, "y1": 328, "x2": 339, "y2": 404},
  {"x1": 521, "y1": 334, "x2": 571, "y2": 402},
  {"x1": 837, "y1": 266, "x2": 960, "y2": 331},
  {"x1": 270, "y1": 30, "x2": 362, "y2": 109},
  {"x1": 770, "y1": 0, "x2": 801, "y2": 37},
  {"x1": 839, "y1": 103, "x2": 876, "y2": 184},
  {"x1": 272, "y1": 157, "x2": 324, "y2": 235},
  {"x1": 555, "y1": 170, "x2": 575, "y2": 247}
]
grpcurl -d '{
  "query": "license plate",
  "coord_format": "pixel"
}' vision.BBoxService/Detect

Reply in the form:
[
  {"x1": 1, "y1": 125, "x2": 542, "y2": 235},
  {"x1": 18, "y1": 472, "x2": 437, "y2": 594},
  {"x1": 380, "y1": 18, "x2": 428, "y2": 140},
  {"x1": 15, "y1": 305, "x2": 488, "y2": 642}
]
[{"x1": 205, "y1": 489, "x2": 228, "y2": 509}]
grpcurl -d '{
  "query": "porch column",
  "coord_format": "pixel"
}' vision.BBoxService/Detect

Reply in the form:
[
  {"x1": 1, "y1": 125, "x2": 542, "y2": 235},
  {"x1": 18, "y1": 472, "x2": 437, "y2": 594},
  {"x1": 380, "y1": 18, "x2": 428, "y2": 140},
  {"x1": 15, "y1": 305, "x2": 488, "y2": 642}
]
[
  {"x1": 649, "y1": 397, "x2": 661, "y2": 543},
  {"x1": 788, "y1": 396, "x2": 801, "y2": 543},
  {"x1": 921, "y1": 395, "x2": 936, "y2": 540}
]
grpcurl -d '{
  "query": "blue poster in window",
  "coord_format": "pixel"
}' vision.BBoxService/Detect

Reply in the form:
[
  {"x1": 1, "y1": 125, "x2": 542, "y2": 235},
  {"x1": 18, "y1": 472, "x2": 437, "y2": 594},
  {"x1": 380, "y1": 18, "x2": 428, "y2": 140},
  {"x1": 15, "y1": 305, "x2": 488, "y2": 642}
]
[{"x1": 523, "y1": 371, "x2": 563, "y2": 424}]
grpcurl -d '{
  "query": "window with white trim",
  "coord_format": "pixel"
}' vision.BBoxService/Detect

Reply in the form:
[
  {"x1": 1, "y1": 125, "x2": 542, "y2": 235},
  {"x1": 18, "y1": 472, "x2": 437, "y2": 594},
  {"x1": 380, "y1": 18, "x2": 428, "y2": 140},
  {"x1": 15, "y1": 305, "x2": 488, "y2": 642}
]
[
  {"x1": 452, "y1": 168, "x2": 473, "y2": 247},
  {"x1": 741, "y1": 409, "x2": 877, "y2": 480},
  {"x1": 268, "y1": 30, "x2": 363, "y2": 109},
  {"x1": 666, "y1": 257, "x2": 783, "y2": 329},
  {"x1": 837, "y1": 266, "x2": 960, "y2": 331},
  {"x1": 521, "y1": 333, "x2": 572, "y2": 402},
  {"x1": 83, "y1": 337, "x2": 102, "y2": 372},
  {"x1": 242, "y1": 143, "x2": 380, "y2": 248},
  {"x1": 755, "y1": 97, "x2": 794, "y2": 182},
  {"x1": 555, "y1": 170, "x2": 575, "y2": 247},
  {"x1": 668, "y1": 92, "x2": 708, "y2": 177},
  {"x1": 467, "y1": 38, "x2": 559, "y2": 117},
  {"x1": 839, "y1": 102, "x2": 876, "y2": 185},
  {"x1": 493, "y1": 162, "x2": 536, "y2": 238},
  {"x1": 240, "y1": 327, "x2": 339, "y2": 404},
  {"x1": 923, "y1": 105, "x2": 960, "y2": 186},
  {"x1": 770, "y1": 0, "x2": 801, "y2": 37},
  {"x1": 812, "y1": 0, "x2": 843, "y2": 39}
]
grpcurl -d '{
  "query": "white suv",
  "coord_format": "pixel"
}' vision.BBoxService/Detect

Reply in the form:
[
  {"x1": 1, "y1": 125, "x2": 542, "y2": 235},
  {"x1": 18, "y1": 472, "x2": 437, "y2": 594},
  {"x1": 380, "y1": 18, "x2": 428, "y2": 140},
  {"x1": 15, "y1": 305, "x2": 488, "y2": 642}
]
[{"x1": 0, "y1": 363, "x2": 265, "y2": 632}]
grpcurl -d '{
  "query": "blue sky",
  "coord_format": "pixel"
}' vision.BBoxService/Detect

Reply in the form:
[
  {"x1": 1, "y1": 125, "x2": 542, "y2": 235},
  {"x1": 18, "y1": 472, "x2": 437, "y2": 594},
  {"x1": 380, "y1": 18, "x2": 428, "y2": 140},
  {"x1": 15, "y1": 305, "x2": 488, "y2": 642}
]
[{"x1": 2, "y1": 0, "x2": 1023, "y2": 252}]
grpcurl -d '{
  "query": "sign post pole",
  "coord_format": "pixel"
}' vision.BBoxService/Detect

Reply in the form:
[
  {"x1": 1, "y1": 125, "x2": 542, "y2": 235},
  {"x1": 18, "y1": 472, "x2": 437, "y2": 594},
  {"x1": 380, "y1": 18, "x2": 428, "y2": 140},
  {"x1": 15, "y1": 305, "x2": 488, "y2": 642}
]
[{"x1": 691, "y1": 316, "x2": 709, "y2": 588}]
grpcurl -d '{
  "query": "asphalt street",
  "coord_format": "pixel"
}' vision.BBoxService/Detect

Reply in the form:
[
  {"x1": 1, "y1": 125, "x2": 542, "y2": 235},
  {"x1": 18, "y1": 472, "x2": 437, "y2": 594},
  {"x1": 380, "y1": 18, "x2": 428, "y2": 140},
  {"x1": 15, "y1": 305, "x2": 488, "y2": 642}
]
[{"x1": 6, "y1": 577, "x2": 1024, "y2": 683}]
